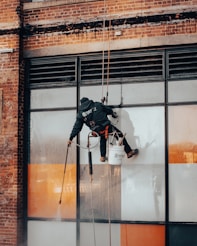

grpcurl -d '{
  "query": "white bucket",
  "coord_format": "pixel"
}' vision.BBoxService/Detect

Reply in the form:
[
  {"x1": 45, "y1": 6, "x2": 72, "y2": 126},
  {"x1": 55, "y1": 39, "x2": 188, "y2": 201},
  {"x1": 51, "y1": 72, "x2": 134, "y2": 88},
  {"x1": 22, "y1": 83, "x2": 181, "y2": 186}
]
[{"x1": 108, "y1": 144, "x2": 125, "y2": 165}]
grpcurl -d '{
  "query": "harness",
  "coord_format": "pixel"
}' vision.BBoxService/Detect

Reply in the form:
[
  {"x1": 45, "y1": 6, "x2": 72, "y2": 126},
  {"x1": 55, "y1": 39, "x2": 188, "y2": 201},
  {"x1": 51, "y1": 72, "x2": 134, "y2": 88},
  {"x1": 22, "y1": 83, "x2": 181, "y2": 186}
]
[{"x1": 98, "y1": 125, "x2": 109, "y2": 139}]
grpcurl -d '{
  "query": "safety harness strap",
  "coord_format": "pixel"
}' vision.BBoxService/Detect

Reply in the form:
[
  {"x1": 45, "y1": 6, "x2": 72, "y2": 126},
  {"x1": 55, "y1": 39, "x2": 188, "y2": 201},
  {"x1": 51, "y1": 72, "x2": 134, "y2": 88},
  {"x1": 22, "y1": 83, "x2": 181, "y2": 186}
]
[{"x1": 99, "y1": 125, "x2": 109, "y2": 139}]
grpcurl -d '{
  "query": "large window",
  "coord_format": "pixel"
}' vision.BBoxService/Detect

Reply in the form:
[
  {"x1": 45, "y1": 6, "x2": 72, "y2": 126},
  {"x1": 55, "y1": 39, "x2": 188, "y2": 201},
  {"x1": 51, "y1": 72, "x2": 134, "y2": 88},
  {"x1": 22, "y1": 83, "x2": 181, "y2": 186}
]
[{"x1": 27, "y1": 46, "x2": 197, "y2": 246}]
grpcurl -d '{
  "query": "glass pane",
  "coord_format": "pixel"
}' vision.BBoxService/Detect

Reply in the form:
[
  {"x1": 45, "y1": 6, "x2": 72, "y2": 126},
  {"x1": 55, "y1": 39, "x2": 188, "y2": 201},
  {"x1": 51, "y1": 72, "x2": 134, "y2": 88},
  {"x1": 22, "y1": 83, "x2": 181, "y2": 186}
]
[
  {"x1": 121, "y1": 224, "x2": 165, "y2": 246},
  {"x1": 168, "y1": 80, "x2": 197, "y2": 103},
  {"x1": 78, "y1": 107, "x2": 165, "y2": 222},
  {"x1": 168, "y1": 224, "x2": 197, "y2": 246},
  {"x1": 121, "y1": 107, "x2": 165, "y2": 221},
  {"x1": 169, "y1": 105, "x2": 197, "y2": 222},
  {"x1": 30, "y1": 111, "x2": 76, "y2": 164},
  {"x1": 80, "y1": 84, "x2": 121, "y2": 105},
  {"x1": 80, "y1": 164, "x2": 121, "y2": 220},
  {"x1": 31, "y1": 87, "x2": 76, "y2": 109},
  {"x1": 80, "y1": 222, "x2": 120, "y2": 246},
  {"x1": 29, "y1": 110, "x2": 76, "y2": 219},
  {"x1": 122, "y1": 82, "x2": 164, "y2": 104},
  {"x1": 81, "y1": 82, "x2": 164, "y2": 106},
  {"x1": 28, "y1": 221, "x2": 76, "y2": 246}
]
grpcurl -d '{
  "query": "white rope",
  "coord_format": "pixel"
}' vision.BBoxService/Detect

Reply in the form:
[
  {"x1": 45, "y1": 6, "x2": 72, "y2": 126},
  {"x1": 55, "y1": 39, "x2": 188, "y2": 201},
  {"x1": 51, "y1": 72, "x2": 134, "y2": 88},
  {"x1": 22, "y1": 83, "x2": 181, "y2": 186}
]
[
  {"x1": 107, "y1": 139, "x2": 112, "y2": 246},
  {"x1": 90, "y1": 175, "x2": 97, "y2": 246},
  {"x1": 101, "y1": 0, "x2": 106, "y2": 99},
  {"x1": 73, "y1": 132, "x2": 100, "y2": 150}
]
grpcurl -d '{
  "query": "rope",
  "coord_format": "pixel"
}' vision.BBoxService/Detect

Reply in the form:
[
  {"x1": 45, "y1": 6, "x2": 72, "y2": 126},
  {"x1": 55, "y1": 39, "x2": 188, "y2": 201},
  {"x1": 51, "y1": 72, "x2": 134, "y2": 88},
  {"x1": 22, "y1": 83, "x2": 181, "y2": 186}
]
[
  {"x1": 87, "y1": 132, "x2": 97, "y2": 246},
  {"x1": 105, "y1": 18, "x2": 111, "y2": 105},
  {"x1": 73, "y1": 132, "x2": 100, "y2": 150},
  {"x1": 101, "y1": 0, "x2": 106, "y2": 100},
  {"x1": 90, "y1": 175, "x2": 97, "y2": 246},
  {"x1": 101, "y1": 0, "x2": 111, "y2": 105},
  {"x1": 107, "y1": 138, "x2": 112, "y2": 246}
]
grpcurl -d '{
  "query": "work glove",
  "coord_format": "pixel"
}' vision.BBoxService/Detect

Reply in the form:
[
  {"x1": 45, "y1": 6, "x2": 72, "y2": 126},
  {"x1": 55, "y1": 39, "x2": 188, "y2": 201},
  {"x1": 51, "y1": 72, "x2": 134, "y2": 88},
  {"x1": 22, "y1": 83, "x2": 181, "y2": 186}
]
[
  {"x1": 68, "y1": 140, "x2": 72, "y2": 146},
  {"x1": 112, "y1": 112, "x2": 118, "y2": 118}
]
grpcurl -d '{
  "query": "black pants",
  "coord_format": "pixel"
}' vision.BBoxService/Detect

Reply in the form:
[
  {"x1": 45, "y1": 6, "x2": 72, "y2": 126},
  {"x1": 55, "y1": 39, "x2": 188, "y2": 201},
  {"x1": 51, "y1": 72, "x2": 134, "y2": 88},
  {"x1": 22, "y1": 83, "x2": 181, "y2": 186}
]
[{"x1": 99, "y1": 124, "x2": 132, "y2": 157}]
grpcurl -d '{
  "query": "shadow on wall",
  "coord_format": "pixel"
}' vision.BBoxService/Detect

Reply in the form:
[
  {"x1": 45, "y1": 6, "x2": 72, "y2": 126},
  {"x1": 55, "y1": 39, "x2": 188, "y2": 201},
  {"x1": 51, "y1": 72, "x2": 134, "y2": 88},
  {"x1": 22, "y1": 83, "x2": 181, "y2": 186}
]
[
  {"x1": 111, "y1": 108, "x2": 137, "y2": 148},
  {"x1": 111, "y1": 108, "x2": 161, "y2": 165}
]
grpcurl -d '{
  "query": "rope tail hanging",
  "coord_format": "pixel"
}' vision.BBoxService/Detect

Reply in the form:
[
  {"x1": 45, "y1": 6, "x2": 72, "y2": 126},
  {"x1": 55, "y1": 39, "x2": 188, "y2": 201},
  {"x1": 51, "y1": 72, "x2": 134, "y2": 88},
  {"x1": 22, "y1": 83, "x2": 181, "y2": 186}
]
[{"x1": 87, "y1": 132, "x2": 97, "y2": 246}]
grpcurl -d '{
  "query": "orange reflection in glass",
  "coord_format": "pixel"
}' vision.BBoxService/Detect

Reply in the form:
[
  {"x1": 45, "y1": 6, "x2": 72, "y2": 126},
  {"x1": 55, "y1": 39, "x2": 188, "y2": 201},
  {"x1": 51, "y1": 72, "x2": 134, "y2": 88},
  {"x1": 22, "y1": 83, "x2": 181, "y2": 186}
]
[
  {"x1": 169, "y1": 143, "x2": 197, "y2": 164},
  {"x1": 28, "y1": 164, "x2": 76, "y2": 219}
]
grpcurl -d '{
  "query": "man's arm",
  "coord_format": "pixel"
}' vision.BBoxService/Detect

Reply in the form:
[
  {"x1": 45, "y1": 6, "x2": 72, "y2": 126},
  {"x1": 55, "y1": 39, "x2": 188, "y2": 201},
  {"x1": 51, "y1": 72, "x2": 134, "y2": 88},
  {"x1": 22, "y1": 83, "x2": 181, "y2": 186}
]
[
  {"x1": 102, "y1": 104, "x2": 118, "y2": 118},
  {"x1": 69, "y1": 115, "x2": 84, "y2": 141}
]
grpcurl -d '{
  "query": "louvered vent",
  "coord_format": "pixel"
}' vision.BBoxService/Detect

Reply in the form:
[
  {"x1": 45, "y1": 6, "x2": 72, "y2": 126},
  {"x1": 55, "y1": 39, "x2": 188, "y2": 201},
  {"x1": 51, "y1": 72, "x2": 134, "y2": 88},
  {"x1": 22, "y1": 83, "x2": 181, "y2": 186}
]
[
  {"x1": 29, "y1": 48, "x2": 197, "y2": 87},
  {"x1": 80, "y1": 51, "x2": 164, "y2": 84},
  {"x1": 168, "y1": 48, "x2": 197, "y2": 79},
  {"x1": 29, "y1": 56, "x2": 76, "y2": 88}
]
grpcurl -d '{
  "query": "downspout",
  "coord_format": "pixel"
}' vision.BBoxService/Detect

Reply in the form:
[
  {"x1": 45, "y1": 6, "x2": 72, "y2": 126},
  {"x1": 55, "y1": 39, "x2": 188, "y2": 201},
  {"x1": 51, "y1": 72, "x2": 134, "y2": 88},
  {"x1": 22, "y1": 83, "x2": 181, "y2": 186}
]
[{"x1": 16, "y1": 0, "x2": 27, "y2": 245}]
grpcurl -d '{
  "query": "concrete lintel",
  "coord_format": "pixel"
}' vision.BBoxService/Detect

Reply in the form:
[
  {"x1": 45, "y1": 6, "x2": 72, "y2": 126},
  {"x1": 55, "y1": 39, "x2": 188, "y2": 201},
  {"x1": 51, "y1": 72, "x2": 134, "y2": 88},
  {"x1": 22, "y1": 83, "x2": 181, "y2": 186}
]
[{"x1": 24, "y1": 33, "x2": 197, "y2": 58}]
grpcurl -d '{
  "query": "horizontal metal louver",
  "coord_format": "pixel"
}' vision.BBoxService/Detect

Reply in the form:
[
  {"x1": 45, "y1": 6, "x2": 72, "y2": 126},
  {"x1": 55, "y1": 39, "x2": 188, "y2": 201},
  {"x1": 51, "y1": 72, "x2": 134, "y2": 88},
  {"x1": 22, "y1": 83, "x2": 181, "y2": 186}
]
[
  {"x1": 80, "y1": 51, "x2": 164, "y2": 84},
  {"x1": 168, "y1": 48, "x2": 197, "y2": 79},
  {"x1": 29, "y1": 56, "x2": 76, "y2": 88},
  {"x1": 28, "y1": 47, "x2": 197, "y2": 88}
]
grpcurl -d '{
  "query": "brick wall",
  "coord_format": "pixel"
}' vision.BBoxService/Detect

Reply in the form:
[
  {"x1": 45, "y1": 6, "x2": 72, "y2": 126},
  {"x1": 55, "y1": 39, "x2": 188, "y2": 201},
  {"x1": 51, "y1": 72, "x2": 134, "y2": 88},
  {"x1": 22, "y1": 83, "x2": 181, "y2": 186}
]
[
  {"x1": 0, "y1": 0, "x2": 24, "y2": 245},
  {"x1": 23, "y1": 0, "x2": 197, "y2": 52},
  {"x1": 23, "y1": 19, "x2": 197, "y2": 50}
]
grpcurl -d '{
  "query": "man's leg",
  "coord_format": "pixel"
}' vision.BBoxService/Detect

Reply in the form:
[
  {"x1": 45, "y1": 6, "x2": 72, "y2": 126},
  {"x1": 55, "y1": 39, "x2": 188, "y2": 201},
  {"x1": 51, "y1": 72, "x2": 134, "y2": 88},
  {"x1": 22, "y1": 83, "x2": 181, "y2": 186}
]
[
  {"x1": 100, "y1": 134, "x2": 107, "y2": 161},
  {"x1": 111, "y1": 125, "x2": 138, "y2": 158}
]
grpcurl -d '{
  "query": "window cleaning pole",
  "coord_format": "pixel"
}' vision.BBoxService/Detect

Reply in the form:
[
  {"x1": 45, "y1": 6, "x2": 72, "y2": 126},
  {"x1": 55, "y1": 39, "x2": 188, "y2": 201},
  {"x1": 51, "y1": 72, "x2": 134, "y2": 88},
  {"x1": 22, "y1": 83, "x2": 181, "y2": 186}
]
[{"x1": 59, "y1": 144, "x2": 70, "y2": 205}]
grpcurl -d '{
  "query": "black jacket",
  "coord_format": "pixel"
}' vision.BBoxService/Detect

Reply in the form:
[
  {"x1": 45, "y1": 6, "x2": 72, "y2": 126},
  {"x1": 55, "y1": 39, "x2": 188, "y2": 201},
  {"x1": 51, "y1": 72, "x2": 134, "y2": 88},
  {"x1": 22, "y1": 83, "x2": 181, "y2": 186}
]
[{"x1": 69, "y1": 99, "x2": 114, "y2": 140}]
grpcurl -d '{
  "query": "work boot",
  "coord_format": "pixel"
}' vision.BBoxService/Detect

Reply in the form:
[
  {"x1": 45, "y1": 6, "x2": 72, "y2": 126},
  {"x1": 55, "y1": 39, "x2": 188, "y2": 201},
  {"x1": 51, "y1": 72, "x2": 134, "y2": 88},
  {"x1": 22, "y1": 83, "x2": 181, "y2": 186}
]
[
  {"x1": 100, "y1": 156, "x2": 106, "y2": 162},
  {"x1": 127, "y1": 149, "x2": 139, "y2": 158}
]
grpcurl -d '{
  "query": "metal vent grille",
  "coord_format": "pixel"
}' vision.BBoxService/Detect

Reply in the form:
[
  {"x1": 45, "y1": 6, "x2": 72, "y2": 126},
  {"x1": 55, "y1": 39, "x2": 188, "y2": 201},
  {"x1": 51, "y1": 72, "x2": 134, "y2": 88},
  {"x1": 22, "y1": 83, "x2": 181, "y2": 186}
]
[
  {"x1": 80, "y1": 51, "x2": 164, "y2": 84},
  {"x1": 168, "y1": 48, "x2": 197, "y2": 79},
  {"x1": 29, "y1": 56, "x2": 76, "y2": 88},
  {"x1": 28, "y1": 48, "x2": 197, "y2": 88}
]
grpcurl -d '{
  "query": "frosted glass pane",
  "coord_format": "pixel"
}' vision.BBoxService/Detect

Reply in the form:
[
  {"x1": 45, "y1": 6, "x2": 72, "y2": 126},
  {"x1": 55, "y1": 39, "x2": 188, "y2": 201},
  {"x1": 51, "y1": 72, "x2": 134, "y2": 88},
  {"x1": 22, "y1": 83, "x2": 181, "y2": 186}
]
[
  {"x1": 169, "y1": 164, "x2": 197, "y2": 222},
  {"x1": 121, "y1": 107, "x2": 165, "y2": 221},
  {"x1": 80, "y1": 164, "x2": 121, "y2": 220},
  {"x1": 122, "y1": 82, "x2": 164, "y2": 104},
  {"x1": 30, "y1": 110, "x2": 76, "y2": 164},
  {"x1": 168, "y1": 105, "x2": 197, "y2": 146},
  {"x1": 31, "y1": 87, "x2": 76, "y2": 109},
  {"x1": 168, "y1": 80, "x2": 197, "y2": 103},
  {"x1": 169, "y1": 105, "x2": 197, "y2": 221},
  {"x1": 79, "y1": 107, "x2": 165, "y2": 165},
  {"x1": 81, "y1": 82, "x2": 164, "y2": 106},
  {"x1": 80, "y1": 222, "x2": 120, "y2": 246},
  {"x1": 80, "y1": 84, "x2": 121, "y2": 105},
  {"x1": 29, "y1": 111, "x2": 77, "y2": 219},
  {"x1": 28, "y1": 221, "x2": 76, "y2": 246},
  {"x1": 116, "y1": 107, "x2": 165, "y2": 165},
  {"x1": 122, "y1": 165, "x2": 165, "y2": 221}
]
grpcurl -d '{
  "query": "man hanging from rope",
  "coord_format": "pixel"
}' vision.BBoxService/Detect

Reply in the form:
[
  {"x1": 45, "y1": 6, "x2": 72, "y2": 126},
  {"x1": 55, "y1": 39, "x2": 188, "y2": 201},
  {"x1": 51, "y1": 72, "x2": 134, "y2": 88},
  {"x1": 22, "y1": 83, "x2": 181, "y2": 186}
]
[{"x1": 68, "y1": 97, "x2": 138, "y2": 162}]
